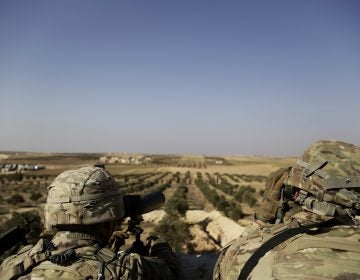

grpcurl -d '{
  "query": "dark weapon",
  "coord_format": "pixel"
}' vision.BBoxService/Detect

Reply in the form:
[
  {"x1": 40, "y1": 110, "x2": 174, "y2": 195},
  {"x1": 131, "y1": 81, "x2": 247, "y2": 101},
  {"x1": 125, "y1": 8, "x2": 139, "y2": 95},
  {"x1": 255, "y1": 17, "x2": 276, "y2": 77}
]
[
  {"x1": 112, "y1": 191, "x2": 165, "y2": 255},
  {"x1": 125, "y1": 215, "x2": 149, "y2": 255},
  {"x1": 122, "y1": 190, "x2": 165, "y2": 218}
]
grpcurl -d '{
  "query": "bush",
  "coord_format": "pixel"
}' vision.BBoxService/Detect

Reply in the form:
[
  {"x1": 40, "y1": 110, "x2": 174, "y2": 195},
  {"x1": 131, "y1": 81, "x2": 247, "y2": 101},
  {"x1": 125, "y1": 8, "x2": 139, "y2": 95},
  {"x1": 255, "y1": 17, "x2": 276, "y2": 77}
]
[
  {"x1": 7, "y1": 194, "x2": 25, "y2": 204},
  {"x1": 228, "y1": 202, "x2": 244, "y2": 220},
  {"x1": 165, "y1": 185, "x2": 188, "y2": 216},
  {"x1": 3, "y1": 173, "x2": 24, "y2": 182},
  {"x1": 30, "y1": 192, "x2": 42, "y2": 201},
  {"x1": 153, "y1": 214, "x2": 189, "y2": 252},
  {"x1": 195, "y1": 174, "x2": 244, "y2": 220},
  {"x1": 235, "y1": 186, "x2": 257, "y2": 207}
]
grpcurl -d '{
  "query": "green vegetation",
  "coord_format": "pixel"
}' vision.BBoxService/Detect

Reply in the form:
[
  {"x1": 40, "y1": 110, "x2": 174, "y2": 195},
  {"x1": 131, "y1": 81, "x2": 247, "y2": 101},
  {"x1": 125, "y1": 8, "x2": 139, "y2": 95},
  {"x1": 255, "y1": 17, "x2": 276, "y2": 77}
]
[
  {"x1": 0, "y1": 173, "x2": 24, "y2": 182},
  {"x1": 234, "y1": 185, "x2": 257, "y2": 207},
  {"x1": 116, "y1": 173, "x2": 157, "y2": 188},
  {"x1": 7, "y1": 194, "x2": 25, "y2": 204},
  {"x1": 209, "y1": 173, "x2": 236, "y2": 196},
  {"x1": 224, "y1": 173, "x2": 239, "y2": 182},
  {"x1": 208, "y1": 173, "x2": 259, "y2": 207},
  {"x1": 149, "y1": 155, "x2": 181, "y2": 166},
  {"x1": 195, "y1": 173, "x2": 244, "y2": 220},
  {"x1": 118, "y1": 172, "x2": 170, "y2": 194},
  {"x1": 152, "y1": 214, "x2": 189, "y2": 252},
  {"x1": 183, "y1": 171, "x2": 191, "y2": 184},
  {"x1": 30, "y1": 191, "x2": 43, "y2": 201},
  {"x1": 153, "y1": 183, "x2": 190, "y2": 252},
  {"x1": 165, "y1": 185, "x2": 188, "y2": 216},
  {"x1": 237, "y1": 174, "x2": 266, "y2": 183},
  {"x1": 177, "y1": 156, "x2": 206, "y2": 169},
  {"x1": 173, "y1": 172, "x2": 181, "y2": 184}
]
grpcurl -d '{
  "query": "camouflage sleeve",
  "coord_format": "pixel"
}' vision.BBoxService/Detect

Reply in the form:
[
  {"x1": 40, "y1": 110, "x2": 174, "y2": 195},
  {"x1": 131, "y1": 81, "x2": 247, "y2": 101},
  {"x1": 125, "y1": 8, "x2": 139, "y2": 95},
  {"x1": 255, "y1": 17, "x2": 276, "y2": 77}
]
[{"x1": 116, "y1": 239, "x2": 179, "y2": 280}]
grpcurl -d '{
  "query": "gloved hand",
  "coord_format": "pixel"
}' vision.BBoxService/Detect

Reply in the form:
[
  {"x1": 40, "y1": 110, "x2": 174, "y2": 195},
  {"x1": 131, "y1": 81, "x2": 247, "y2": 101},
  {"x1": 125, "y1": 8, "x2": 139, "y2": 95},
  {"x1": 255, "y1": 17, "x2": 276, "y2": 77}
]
[
  {"x1": 125, "y1": 235, "x2": 159, "y2": 256},
  {"x1": 109, "y1": 231, "x2": 129, "y2": 253}
]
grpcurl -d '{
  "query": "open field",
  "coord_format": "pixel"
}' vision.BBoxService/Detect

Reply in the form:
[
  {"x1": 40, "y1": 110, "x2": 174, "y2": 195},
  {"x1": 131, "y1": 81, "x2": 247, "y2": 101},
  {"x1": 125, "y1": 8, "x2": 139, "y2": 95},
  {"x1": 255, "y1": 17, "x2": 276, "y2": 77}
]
[{"x1": 0, "y1": 152, "x2": 295, "y2": 256}]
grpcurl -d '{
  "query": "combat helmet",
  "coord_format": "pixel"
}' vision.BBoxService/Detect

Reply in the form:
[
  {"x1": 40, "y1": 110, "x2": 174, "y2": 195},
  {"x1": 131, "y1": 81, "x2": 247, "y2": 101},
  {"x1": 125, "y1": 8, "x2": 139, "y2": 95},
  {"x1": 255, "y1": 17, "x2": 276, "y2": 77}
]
[
  {"x1": 284, "y1": 140, "x2": 360, "y2": 221},
  {"x1": 44, "y1": 166, "x2": 124, "y2": 230},
  {"x1": 255, "y1": 140, "x2": 360, "y2": 224}
]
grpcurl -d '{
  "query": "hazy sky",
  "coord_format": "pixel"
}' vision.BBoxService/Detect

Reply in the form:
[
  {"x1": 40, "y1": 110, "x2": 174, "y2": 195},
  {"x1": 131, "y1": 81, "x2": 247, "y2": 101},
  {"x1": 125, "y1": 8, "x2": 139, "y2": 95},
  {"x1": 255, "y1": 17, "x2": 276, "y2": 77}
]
[{"x1": 0, "y1": 1, "x2": 359, "y2": 156}]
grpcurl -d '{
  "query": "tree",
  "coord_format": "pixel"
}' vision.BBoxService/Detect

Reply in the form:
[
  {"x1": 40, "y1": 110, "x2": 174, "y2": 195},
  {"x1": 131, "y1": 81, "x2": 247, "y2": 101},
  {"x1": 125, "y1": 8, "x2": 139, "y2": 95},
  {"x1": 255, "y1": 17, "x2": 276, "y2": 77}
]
[
  {"x1": 7, "y1": 194, "x2": 25, "y2": 204},
  {"x1": 153, "y1": 214, "x2": 188, "y2": 252}
]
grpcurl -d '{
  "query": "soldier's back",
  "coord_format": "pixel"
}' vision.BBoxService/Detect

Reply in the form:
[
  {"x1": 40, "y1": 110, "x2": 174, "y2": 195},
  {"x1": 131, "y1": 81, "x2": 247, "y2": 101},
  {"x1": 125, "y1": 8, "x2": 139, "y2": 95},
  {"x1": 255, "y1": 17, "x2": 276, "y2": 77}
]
[
  {"x1": 1, "y1": 233, "x2": 178, "y2": 280},
  {"x1": 214, "y1": 223, "x2": 360, "y2": 280}
]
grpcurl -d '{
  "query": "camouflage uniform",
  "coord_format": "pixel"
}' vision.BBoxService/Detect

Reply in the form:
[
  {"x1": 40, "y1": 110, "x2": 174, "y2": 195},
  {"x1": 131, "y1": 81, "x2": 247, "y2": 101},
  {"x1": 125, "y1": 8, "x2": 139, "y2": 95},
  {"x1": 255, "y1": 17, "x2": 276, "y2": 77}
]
[
  {"x1": 0, "y1": 166, "x2": 178, "y2": 280},
  {"x1": 214, "y1": 140, "x2": 360, "y2": 280}
]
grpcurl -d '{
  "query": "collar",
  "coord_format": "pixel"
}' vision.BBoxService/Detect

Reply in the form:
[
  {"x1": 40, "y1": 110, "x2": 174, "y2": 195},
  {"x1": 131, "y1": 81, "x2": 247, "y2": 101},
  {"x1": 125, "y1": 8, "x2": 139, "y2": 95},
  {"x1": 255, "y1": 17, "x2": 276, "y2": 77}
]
[{"x1": 51, "y1": 231, "x2": 102, "y2": 251}]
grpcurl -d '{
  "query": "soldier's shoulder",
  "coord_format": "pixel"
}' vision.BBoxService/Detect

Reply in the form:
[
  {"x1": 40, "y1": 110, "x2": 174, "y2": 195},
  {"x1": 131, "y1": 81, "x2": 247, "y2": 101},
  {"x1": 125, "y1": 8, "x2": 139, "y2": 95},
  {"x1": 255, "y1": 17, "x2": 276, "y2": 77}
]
[
  {"x1": 0, "y1": 238, "x2": 45, "y2": 267},
  {"x1": 214, "y1": 223, "x2": 360, "y2": 280},
  {"x1": 0, "y1": 244, "x2": 33, "y2": 270},
  {"x1": 214, "y1": 223, "x2": 268, "y2": 280}
]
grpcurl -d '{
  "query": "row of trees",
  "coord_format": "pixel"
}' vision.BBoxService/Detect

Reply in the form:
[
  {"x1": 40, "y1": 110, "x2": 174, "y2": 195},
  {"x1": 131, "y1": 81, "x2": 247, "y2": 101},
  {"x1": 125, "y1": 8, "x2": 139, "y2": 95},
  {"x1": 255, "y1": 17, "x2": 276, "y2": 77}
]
[
  {"x1": 141, "y1": 177, "x2": 173, "y2": 195},
  {"x1": 195, "y1": 173, "x2": 244, "y2": 220},
  {"x1": 236, "y1": 174, "x2": 266, "y2": 183},
  {"x1": 115, "y1": 172, "x2": 158, "y2": 188},
  {"x1": 0, "y1": 173, "x2": 51, "y2": 183},
  {"x1": 223, "y1": 173, "x2": 266, "y2": 183},
  {"x1": 211, "y1": 173, "x2": 258, "y2": 207},
  {"x1": 153, "y1": 184, "x2": 190, "y2": 252},
  {"x1": 118, "y1": 172, "x2": 171, "y2": 194}
]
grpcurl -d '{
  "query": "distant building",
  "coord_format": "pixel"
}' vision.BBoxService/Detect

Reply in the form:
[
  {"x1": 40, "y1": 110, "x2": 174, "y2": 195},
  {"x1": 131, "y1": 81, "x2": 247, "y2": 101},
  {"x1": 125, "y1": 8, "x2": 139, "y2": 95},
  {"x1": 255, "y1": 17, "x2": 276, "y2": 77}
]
[
  {"x1": 99, "y1": 156, "x2": 108, "y2": 163},
  {"x1": 0, "y1": 163, "x2": 45, "y2": 172},
  {"x1": 108, "y1": 157, "x2": 121, "y2": 164},
  {"x1": 98, "y1": 155, "x2": 144, "y2": 165},
  {"x1": 120, "y1": 156, "x2": 131, "y2": 164}
]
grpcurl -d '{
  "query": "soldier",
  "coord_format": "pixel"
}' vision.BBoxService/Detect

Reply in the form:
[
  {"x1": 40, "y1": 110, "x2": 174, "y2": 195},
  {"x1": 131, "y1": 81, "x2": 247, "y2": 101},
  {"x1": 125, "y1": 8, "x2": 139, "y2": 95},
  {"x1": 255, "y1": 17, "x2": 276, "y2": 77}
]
[
  {"x1": 214, "y1": 140, "x2": 360, "y2": 280},
  {"x1": 0, "y1": 166, "x2": 179, "y2": 279}
]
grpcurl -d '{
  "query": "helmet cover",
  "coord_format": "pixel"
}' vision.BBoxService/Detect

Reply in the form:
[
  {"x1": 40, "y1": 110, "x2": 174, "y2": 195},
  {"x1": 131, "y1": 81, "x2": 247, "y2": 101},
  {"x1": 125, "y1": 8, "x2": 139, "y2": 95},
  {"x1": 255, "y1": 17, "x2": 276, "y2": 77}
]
[{"x1": 45, "y1": 166, "x2": 124, "y2": 229}]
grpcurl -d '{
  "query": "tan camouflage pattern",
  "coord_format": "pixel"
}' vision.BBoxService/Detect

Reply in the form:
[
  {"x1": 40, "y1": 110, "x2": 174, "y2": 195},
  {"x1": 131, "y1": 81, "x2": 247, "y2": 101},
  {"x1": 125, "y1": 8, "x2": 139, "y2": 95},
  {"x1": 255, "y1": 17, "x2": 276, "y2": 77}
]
[
  {"x1": 0, "y1": 231, "x2": 179, "y2": 280},
  {"x1": 255, "y1": 167, "x2": 291, "y2": 223},
  {"x1": 286, "y1": 140, "x2": 360, "y2": 192},
  {"x1": 301, "y1": 140, "x2": 360, "y2": 177},
  {"x1": 214, "y1": 224, "x2": 360, "y2": 280},
  {"x1": 45, "y1": 166, "x2": 125, "y2": 229},
  {"x1": 216, "y1": 140, "x2": 360, "y2": 280}
]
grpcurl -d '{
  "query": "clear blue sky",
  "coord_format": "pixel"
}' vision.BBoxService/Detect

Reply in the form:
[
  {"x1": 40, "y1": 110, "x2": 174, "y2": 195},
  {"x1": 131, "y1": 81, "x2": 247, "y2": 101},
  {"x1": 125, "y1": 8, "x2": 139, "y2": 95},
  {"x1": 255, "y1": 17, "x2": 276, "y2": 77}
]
[{"x1": 0, "y1": 1, "x2": 359, "y2": 156}]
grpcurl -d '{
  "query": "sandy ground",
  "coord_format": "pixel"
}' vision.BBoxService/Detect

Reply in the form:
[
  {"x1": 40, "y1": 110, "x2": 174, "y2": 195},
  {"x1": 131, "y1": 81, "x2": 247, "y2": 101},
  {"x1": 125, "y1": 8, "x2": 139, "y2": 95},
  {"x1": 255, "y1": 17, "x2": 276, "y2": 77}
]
[
  {"x1": 186, "y1": 210, "x2": 246, "y2": 247},
  {"x1": 142, "y1": 210, "x2": 167, "y2": 223},
  {"x1": 143, "y1": 209, "x2": 246, "y2": 247}
]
